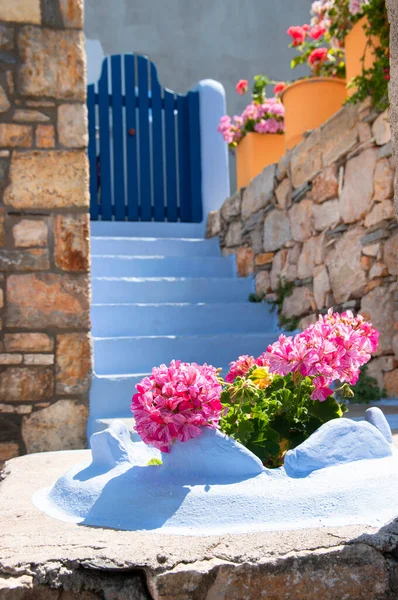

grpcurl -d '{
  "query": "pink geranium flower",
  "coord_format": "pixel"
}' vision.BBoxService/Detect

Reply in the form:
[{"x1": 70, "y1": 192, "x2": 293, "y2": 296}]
[
  {"x1": 274, "y1": 82, "x2": 286, "y2": 96},
  {"x1": 310, "y1": 23, "x2": 326, "y2": 39},
  {"x1": 236, "y1": 79, "x2": 248, "y2": 95},
  {"x1": 131, "y1": 360, "x2": 222, "y2": 452},
  {"x1": 287, "y1": 25, "x2": 307, "y2": 46},
  {"x1": 308, "y1": 46, "x2": 329, "y2": 68}
]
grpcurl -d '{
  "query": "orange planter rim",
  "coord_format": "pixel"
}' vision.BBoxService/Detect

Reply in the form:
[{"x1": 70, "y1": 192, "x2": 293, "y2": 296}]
[{"x1": 280, "y1": 76, "x2": 346, "y2": 102}]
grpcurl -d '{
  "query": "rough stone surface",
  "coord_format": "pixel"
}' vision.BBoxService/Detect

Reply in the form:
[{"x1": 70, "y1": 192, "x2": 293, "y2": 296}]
[
  {"x1": 275, "y1": 177, "x2": 291, "y2": 209},
  {"x1": 12, "y1": 109, "x2": 50, "y2": 123},
  {"x1": 339, "y1": 149, "x2": 376, "y2": 223},
  {"x1": 373, "y1": 158, "x2": 395, "y2": 200},
  {"x1": 56, "y1": 333, "x2": 91, "y2": 394},
  {"x1": 321, "y1": 104, "x2": 359, "y2": 166},
  {"x1": 18, "y1": 27, "x2": 86, "y2": 101},
  {"x1": 54, "y1": 214, "x2": 90, "y2": 271},
  {"x1": 372, "y1": 109, "x2": 391, "y2": 145},
  {"x1": 0, "y1": 124, "x2": 32, "y2": 148},
  {"x1": 0, "y1": 0, "x2": 41, "y2": 24},
  {"x1": 326, "y1": 228, "x2": 367, "y2": 304},
  {"x1": 59, "y1": 0, "x2": 84, "y2": 28},
  {"x1": 288, "y1": 199, "x2": 313, "y2": 242},
  {"x1": 282, "y1": 287, "x2": 314, "y2": 319},
  {"x1": 224, "y1": 221, "x2": 242, "y2": 247},
  {"x1": 236, "y1": 246, "x2": 254, "y2": 277},
  {"x1": 263, "y1": 209, "x2": 291, "y2": 252},
  {"x1": 0, "y1": 248, "x2": 49, "y2": 271},
  {"x1": 384, "y1": 231, "x2": 398, "y2": 276},
  {"x1": 0, "y1": 367, "x2": 53, "y2": 402},
  {"x1": 0, "y1": 85, "x2": 10, "y2": 113},
  {"x1": 312, "y1": 198, "x2": 340, "y2": 231},
  {"x1": 311, "y1": 165, "x2": 339, "y2": 204},
  {"x1": 58, "y1": 103, "x2": 88, "y2": 147},
  {"x1": 21, "y1": 401, "x2": 88, "y2": 454},
  {"x1": 35, "y1": 124, "x2": 55, "y2": 148},
  {"x1": 290, "y1": 129, "x2": 322, "y2": 188},
  {"x1": 0, "y1": 25, "x2": 14, "y2": 52},
  {"x1": 206, "y1": 210, "x2": 221, "y2": 238},
  {"x1": 4, "y1": 333, "x2": 53, "y2": 353},
  {"x1": 220, "y1": 193, "x2": 240, "y2": 222},
  {"x1": 360, "y1": 286, "x2": 395, "y2": 355},
  {"x1": 241, "y1": 164, "x2": 275, "y2": 220},
  {"x1": 384, "y1": 370, "x2": 398, "y2": 397},
  {"x1": 4, "y1": 151, "x2": 89, "y2": 209},
  {"x1": 255, "y1": 271, "x2": 271, "y2": 296},
  {"x1": 313, "y1": 265, "x2": 331, "y2": 310},
  {"x1": 6, "y1": 273, "x2": 90, "y2": 329},
  {"x1": 12, "y1": 219, "x2": 47, "y2": 248},
  {"x1": 364, "y1": 200, "x2": 395, "y2": 228}
]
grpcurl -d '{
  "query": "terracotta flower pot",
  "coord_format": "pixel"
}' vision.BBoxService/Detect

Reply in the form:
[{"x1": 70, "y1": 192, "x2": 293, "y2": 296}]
[
  {"x1": 236, "y1": 132, "x2": 285, "y2": 190},
  {"x1": 345, "y1": 16, "x2": 379, "y2": 97},
  {"x1": 281, "y1": 77, "x2": 346, "y2": 149}
]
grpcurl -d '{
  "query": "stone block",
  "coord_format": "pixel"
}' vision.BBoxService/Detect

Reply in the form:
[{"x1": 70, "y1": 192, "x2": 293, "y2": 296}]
[
  {"x1": 18, "y1": 27, "x2": 86, "y2": 101},
  {"x1": 0, "y1": 248, "x2": 49, "y2": 271},
  {"x1": 0, "y1": 85, "x2": 10, "y2": 113},
  {"x1": 326, "y1": 228, "x2": 367, "y2": 303},
  {"x1": 0, "y1": 0, "x2": 40, "y2": 24},
  {"x1": 270, "y1": 249, "x2": 289, "y2": 290},
  {"x1": 275, "y1": 177, "x2": 291, "y2": 209},
  {"x1": 225, "y1": 221, "x2": 242, "y2": 247},
  {"x1": 0, "y1": 442, "x2": 19, "y2": 462},
  {"x1": 58, "y1": 103, "x2": 88, "y2": 147},
  {"x1": 0, "y1": 24, "x2": 14, "y2": 52},
  {"x1": 288, "y1": 199, "x2": 312, "y2": 242},
  {"x1": 4, "y1": 150, "x2": 89, "y2": 209},
  {"x1": 241, "y1": 164, "x2": 275, "y2": 220},
  {"x1": 312, "y1": 198, "x2": 340, "y2": 232},
  {"x1": 221, "y1": 193, "x2": 240, "y2": 222},
  {"x1": 321, "y1": 104, "x2": 359, "y2": 166},
  {"x1": 236, "y1": 247, "x2": 254, "y2": 277},
  {"x1": 6, "y1": 273, "x2": 90, "y2": 328},
  {"x1": 0, "y1": 124, "x2": 32, "y2": 148},
  {"x1": 311, "y1": 165, "x2": 339, "y2": 204},
  {"x1": 373, "y1": 158, "x2": 394, "y2": 200},
  {"x1": 339, "y1": 148, "x2": 376, "y2": 224},
  {"x1": 56, "y1": 333, "x2": 92, "y2": 394},
  {"x1": 206, "y1": 210, "x2": 221, "y2": 238},
  {"x1": 384, "y1": 370, "x2": 398, "y2": 397},
  {"x1": 255, "y1": 271, "x2": 271, "y2": 296},
  {"x1": 255, "y1": 252, "x2": 274, "y2": 266},
  {"x1": 12, "y1": 219, "x2": 48, "y2": 248},
  {"x1": 362, "y1": 242, "x2": 380, "y2": 257},
  {"x1": 282, "y1": 286, "x2": 314, "y2": 319},
  {"x1": 0, "y1": 208, "x2": 4, "y2": 248},
  {"x1": 313, "y1": 265, "x2": 331, "y2": 310},
  {"x1": 367, "y1": 359, "x2": 386, "y2": 390},
  {"x1": 0, "y1": 404, "x2": 32, "y2": 414},
  {"x1": 358, "y1": 121, "x2": 373, "y2": 143},
  {"x1": 22, "y1": 400, "x2": 88, "y2": 453},
  {"x1": 383, "y1": 231, "x2": 398, "y2": 276},
  {"x1": 0, "y1": 354, "x2": 22, "y2": 365},
  {"x1": 297, "y1": 238, "x2": 318, "y2": 280},
  {"x1": 54, "y1": 214, "x2": 90, "y2": 271},
  {"x1": 276, "y1": 150, "x2": 291, "y2": 180},
  {"x1": 59, "y1": 0, "x2": 84, "y2": 28},
  {"x1": 290, "y1": 129, "x2": 322, "y2": 188},
  {"x1": 12, "y1": 109, "x2": 50, "y2": 123},
  {"x1": 0, "y1": 367, "x2": 53, "y2": 402},
  {"x1": 263, "y1": 209, "x2": 291, "y2": 252},
  {"x1": 4, "y1": 333, "x2": 53, "y2": 353},
  {"x1": 365, "y1": 200, "x2": 395, "y2": 228},
  {"x1": 360, "y1": 286, "x2": 395, "y2": 355},
  {"x1": 35, "y1": 124, "x2": 55, "y2": 148},
  {"x1": 24, "y1": 354, "x2": 54, "y2": 366},
  {"x1": 372, "y1": 109, "x2": 391, "y2": 145}
]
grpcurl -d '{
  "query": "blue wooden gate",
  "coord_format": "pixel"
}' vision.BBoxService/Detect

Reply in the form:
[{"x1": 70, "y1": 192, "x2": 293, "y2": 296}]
[{"x1": 87, "y1": 54, "x2": 202, "y2": 222}]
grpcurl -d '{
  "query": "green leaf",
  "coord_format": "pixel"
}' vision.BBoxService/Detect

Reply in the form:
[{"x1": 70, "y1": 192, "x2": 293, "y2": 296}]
[
  {"x1": 147, "y1": 457, "x2": 162, "y2": 466},
  {"x1": 237, "y1": 419, "x2": 255, "y2": 444},
  {"x1": 307, "y1": 396, "x2": 343, "y2": 423}
]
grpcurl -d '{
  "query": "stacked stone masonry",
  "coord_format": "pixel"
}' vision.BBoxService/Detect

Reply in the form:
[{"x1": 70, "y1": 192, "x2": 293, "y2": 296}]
[
  {"x1": 207, "y1": 101, "x2": 398, "y2": 396},
  {"x1": 0, "y1": 0, "x2": 91, "y2": 466}
]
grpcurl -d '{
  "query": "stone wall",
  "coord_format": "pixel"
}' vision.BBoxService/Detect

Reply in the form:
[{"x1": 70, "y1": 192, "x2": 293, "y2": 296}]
[
  {"x1": 0, "y1": 0, "x2": 91, "y2": 466},
  {"x1": 207, "y1": 101, "x2": 398, "y2": 395}
]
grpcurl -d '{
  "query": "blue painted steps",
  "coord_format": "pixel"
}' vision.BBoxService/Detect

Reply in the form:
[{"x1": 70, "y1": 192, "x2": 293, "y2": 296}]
[{"x1": 88, "y1": 224, "x2": 280, "y2": 439}]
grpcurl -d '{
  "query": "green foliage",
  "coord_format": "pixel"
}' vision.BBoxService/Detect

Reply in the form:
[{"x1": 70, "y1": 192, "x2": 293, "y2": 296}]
[
  {"x1": 248, "y1": 292, "x2": 264, "y2": 303},
  {"x1": 252, "y1": 74, "x2": 271, "y2": 104},
  {"x1": 267, "y1": 278, "x2": 300, "y2": 333},
  {"x1": 335, "y1": 364, "x2": 386, "y2": 404},
  {"x1": 220, "y1": 369, "x2": 346, "y2": 468},
  {"x1": 147, "y1": 457, "x2": 162, "y2": 466}
]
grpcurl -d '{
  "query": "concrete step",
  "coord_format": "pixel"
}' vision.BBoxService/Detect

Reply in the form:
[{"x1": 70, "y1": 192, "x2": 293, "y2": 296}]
[
  {"x1": 91, "y1": 302, "x2": 277, "y2": 337},
  {"x1": 93, "y1": 332, "x2": 276, "y2": 375},
  {"x1": 91, "y1": 255, "x2": 236, "y2": 278},
  {"x1": 91, "y1": 236, "x2": 220, "y2": 257},
  {"x1": 92, "y1": 276, "x2": 253, "y2": 304},
  {"x1": 91, "y1": 221, "x2": 204, "y2": 238}
]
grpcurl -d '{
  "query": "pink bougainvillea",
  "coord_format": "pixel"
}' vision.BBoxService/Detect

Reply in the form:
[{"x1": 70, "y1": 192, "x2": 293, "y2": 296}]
[
  {"x1": 131, "y1": 360, "x2": 223, "y2": 452},
  {"x1": 264, "y1": 309, "x2": 379, "y2": 401}
]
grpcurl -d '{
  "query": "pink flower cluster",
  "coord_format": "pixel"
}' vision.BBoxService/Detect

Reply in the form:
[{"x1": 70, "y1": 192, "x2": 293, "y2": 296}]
[
  {"x1": 225, "y1": 353, "x2": 270, "y2": 383},
  {"x1": 349, "y1": 0, "x2": 369, "y2": 15},
  {"x1": 218, "y1": 97, "x2": 285, "y2": 147},
  {"x1": 264, "y1": 309, "x2": 379, "y2": 401},
  {"x1": 131, "y1": 360, "x2": 223, "y2": 452}
]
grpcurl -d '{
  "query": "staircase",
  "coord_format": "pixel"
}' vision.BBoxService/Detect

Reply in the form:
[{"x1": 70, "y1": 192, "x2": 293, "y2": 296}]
[{"x1": 88, "y1": 221, "x2": 279, "y2": 438}]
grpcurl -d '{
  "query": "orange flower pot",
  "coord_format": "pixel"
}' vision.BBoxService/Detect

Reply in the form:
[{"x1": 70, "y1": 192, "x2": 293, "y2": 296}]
[
  {"x1": 345, "y1": 16, "x2": 379, "y2": 97},
  {"x1": 281, "y1": 77, "x2": 346, "y2": 149},
  {"x1": 236, "y1": 132, "x2": 285, "y2": 190}
]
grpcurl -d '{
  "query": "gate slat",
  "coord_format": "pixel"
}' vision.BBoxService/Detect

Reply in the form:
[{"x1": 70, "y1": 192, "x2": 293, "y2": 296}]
[
  {"x1": 87, "y1": 84, "x2": 98, "y2": 220},
  {"x1": 187, "y1": 91, "x2": 202, "y2": 223},
  {"x1": 164, "y1": 90, "x2": 178, "y2": 222},
  {"x1": 177, "y1": 94, "x2": 191, "y2": 222},
  {"x1": 137, "y1": 55, "x2": 152, "y2": 221},
  {"x1": 110, "y1": 55, "x2": 126, "y2": 221},
  {"x1": 124, "y1": 54, "x2": 139, "y2": 221},
  {"x1": 98, "y1": 60, "x2": 113, "y2": 220},
  {"x1": 150, "y1": 63, "x2": 165, "y2": 222}
]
